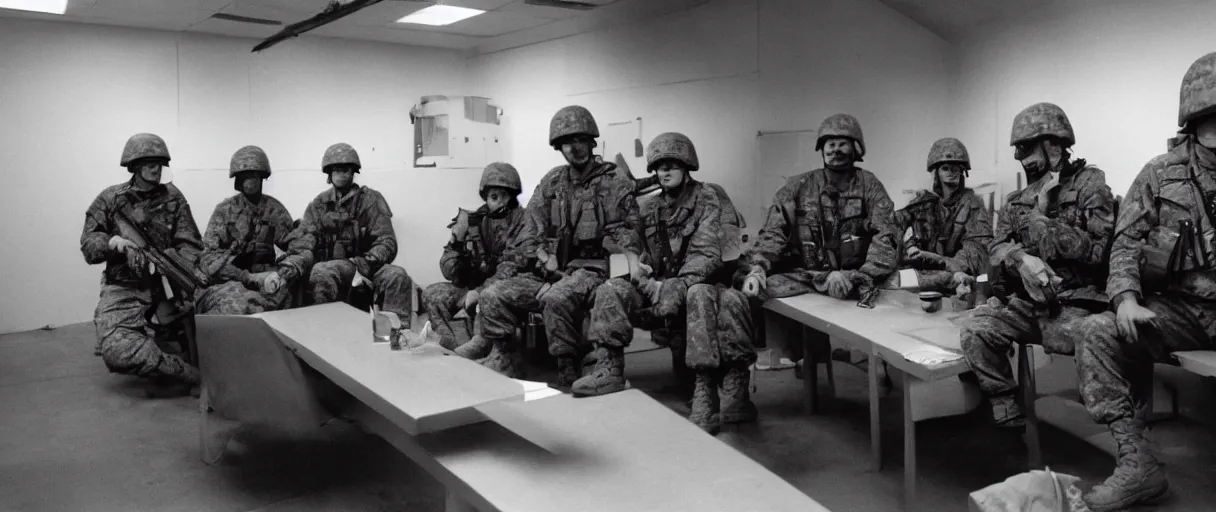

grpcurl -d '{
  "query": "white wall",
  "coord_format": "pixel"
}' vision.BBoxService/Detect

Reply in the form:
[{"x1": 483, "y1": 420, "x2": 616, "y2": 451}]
[
  {"x1": 952, "y1": 0, "x2": 1216, "y2": 202},
  {"x1": 0, "y1": 19, "x2": 471, "y2": 334}
]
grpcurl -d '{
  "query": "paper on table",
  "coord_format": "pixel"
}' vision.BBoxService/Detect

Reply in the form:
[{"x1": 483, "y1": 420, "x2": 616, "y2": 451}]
[
  {"x1": 514, "y1": 379, "x2": 564, "y2": 402},
  {"x1": 902, "y1": 344, "x2": 964, "y2": 366}
]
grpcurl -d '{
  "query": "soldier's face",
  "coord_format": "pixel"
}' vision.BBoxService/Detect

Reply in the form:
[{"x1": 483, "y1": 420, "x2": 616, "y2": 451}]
[
  {"x1": 559, "y1": 136, "x2": 594, "y2": 167},
  {"x1": 133, "y1": 160, "x2": 163, "y2": 184},
  {"x1": 935, "y1": 163, "x2": 964, "y2": 189},
  {"x1": 1015, "y1": 139, "x2": 1062, "y2": 176},
  {"x1": 1196, "y1": 116, "x2": 1216, "y2": 149},
  {"x1": 655, "y1": 161, "x2": 687, "y2": 191},
  {"x1": 822, "y1": 138, "x2": 855, "y2": 168},
  {"x1": 485, "y1": 187, "x2": 511, "y2": 212},
  {"x1": 329, "y1": 167, "x2": 355, "y2": 188},
  {"x1": 240, "y1": 176, "x2": 264, "y2": 196}
]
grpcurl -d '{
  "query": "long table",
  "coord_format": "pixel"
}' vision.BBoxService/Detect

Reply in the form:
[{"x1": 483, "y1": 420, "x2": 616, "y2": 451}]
[
  {"x1": 197, "y1": 303, "x2": 833, "y2": 512},
  {"x1": 764, "y1": 291, "x2": 981, "y2": 508}
]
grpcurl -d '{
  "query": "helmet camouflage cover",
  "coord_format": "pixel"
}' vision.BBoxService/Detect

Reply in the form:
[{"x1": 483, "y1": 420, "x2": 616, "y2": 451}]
[
  {"x1": 1009, "y1": 102, "x2": 1075, "y2": 147},
  {"x1": 549, "y1": 105, "x2": 600, "y2": 146},
  {"x1": 479, "y1": 162, "x2": 522, "y2": 198},
  {"x1": 322, "y1": 142, "x2": 361, "y2": 172},
  {"x1": 926, "y1": 137, "x2": 970, "y2": 172},
  {"x1": 646, "y1": 132, "x2": 700, "y2": 171},
  {"x1": 1179, "y1": 51, "x2": 1216, "y2": 128},
  {"x1": 120, "y1": 133, "x2": 171, "y2": 168},
  {"x1": 815, "y1": 113, "x2": 866, "y2": 159},
  {"x1": 229, "y1": 145, "x2": 271, "y2": 179}
]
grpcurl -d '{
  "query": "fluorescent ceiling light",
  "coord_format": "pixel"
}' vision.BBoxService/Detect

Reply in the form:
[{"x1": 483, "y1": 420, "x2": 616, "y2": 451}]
[
  {"x1": 0, "y1": 0, "x2": 67, "y2": 15},
  {"x1": 396, "y1": 5, "x2": 484, "y2": 26}
]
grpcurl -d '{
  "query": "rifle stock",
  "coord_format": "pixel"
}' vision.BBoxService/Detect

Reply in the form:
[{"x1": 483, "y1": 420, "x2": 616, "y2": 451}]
[{"x1": 113, "y1": 207, "x2": 208, "y2": 299}]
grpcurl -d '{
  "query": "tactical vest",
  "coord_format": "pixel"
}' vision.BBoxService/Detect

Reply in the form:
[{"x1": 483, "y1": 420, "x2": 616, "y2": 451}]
[{"x1": 789, "y1": 171, "x2": 876, "y2": 271}]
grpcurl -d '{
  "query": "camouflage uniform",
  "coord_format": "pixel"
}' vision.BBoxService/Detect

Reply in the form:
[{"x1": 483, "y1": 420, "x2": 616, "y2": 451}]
[
  {"x1": 1073, "y1": 53, "x2": 1216, "y2": 511},
  {"x1": 894, "y1": 137, "x2": 993, "y2": 291},
  {"x1": 80, "y1": 133, "x2": 203, "y2": 385},
  {"x1": 960, "y1": 103, "x2": 1116, "y2": 428},
  {"x1": 422, "y1": 163, "x2": 528, "y2": 351},
  {"x1": 478, "y1": 106, "x2": 642, "y2": 392},
  {"x1": 746, "y1": 114, "x2": 900, "y2": 363},
  {"x1": 196, "y1": 146, "x2": 314, "y2": 315},
  {"x1": 302, "y1": 143, "x2": 413, "y2": 321}
]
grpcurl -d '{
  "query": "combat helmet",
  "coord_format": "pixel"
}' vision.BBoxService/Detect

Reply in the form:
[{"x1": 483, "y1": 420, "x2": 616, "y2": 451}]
[
  {"x1": 815, "y1": 114, "x2": 866, "y2": 160},
  {"x1": 120, "y1": 133, "x2": 171, "y2": 168},
  {"x1": 1010, "y1": 102, "x2": 1075, "y2": 147},
  {"x1": 549, "y1": 105, "x2": 600, "y2": 147},
  {"x1": 646, "y1": 132, "x2": 700, "y2": 172},
  {"x1": 926, "y1": 138, "x2": 970, "y2": 174},
  {"x1": 1179, "y1": 51, "x2": 1216, "y2": 128},
  {"x1": 322, "y1": 143, "x2": 361, "y2": 173},
  {"x1": 229, "y1": 145, "x2": 271, "y2": 179},
  {"x1": 479, "y1": 162, "x2": 522, "y2": 199}
]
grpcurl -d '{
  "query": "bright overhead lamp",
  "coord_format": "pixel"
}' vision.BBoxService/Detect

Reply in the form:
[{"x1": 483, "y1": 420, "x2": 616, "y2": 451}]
[
  {"x1": 0, "y1": 0, "x2": 67, "y2": 15},
  {"x1": 396, "y1": 5, "x2": 484, "y2": 26}
]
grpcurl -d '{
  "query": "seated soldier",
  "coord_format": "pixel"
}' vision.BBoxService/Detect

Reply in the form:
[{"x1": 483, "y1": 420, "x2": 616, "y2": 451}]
[
  {"x1": 301, "y1": 143, "x2": 413, "y2": 322},
  {"x1": 422, "y1": 163, "x2": 528, "y2": 353},
  {"x1": 890, "y1": 137, "x2": 991, "y2": 296},
  {"x1": 196, "y1": 146, "x2": 315, "y2": 315},
  {"x1": 740, "y1": 114, "x2": 900, "y2": 365}
]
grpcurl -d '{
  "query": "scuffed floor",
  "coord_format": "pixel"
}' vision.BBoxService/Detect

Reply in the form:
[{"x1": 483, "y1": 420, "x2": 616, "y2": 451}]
[{"x1": 1, "y1": 322, "x2": 1213, "y2": 511}]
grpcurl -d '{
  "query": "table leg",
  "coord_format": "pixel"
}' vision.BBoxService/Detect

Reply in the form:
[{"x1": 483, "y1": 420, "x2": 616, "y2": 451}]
[
  {"x1": 870, "y1": 353, "x2": 882, "y2": 472},
  {"x1": 1018, "y1": 345, "x2": 1042, "y2": 468},
  {"x1": 446, "y1": 490, "x2": 477, "y2": 512},
  {"x1": 802, "y1": 331, "x2": 817, "y2": 415},
  {"x1": 903, "y1": 371, "x2": 917, "y2": 509}
]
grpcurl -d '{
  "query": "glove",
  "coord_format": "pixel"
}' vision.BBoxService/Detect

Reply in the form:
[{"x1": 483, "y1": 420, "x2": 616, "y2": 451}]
[
  {"x1": 450, "y1": 210, "x2": 470, "y2": 242},
  {"x1": 263, "y1": 272, "x2": 285, "y2": 295},
  {"x1": 1015, "y1": 253, "x2": 1062, "y2": 304},
  {"x1": 464, "y1": 290, "x2": 480, "y2": 312},
  {"x1": 1116, "y1": 297, "x2": 1158, "y2": 344},
  {"x1": 126, "y1": 248, "x2": 148, "y2": 274},
  {"x1": 640, "y1": 279, "x2": 663, "y2": 305},
  {"x1": 631, "y1": 261, "x2": 653, "y2": 285},
  {"x1": 825, "y1": 271, "x2": 854, "y2": 300},
  {"x1": 742, "y1": 266, "x2": 766, "y2": 298},
  {"x1": 108, "y1": 235, "x2": 137, "y2": 254},
  {"x1": 950, "y1": 272, "x2": 975, "y2": 296},
  {"x1": 1035, "y1": 172, "x2": 1061, "y2": 215}
]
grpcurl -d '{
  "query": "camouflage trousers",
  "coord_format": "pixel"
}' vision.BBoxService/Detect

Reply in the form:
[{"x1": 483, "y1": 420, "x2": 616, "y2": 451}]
[
  {"x1": 744, "y1": 270, "x2": 840, "y2": 362},
  {"x1": 93, "y1": 283, "x2": 199, "y2": 384},
  {"x1": 307, "y1": 260, "x2": 413, "y2": 321},
  {"x1": 685, "y1": 284, "x2": 757, "y2": 369},
  {"x1": 1078, "y1": 294, "x2": 1216, "y2": 425},
  {"x1": 960, "y1": 297, "x2": 1099, "y2": 425},
  {"x1": 195, "y1": 281, "x2": 290, "y2": 315},
  {"x1": 478, "y1": 274, "x2": 545, "y2": 345},
  {"x1": 421, "y1": 281, "x2": 484, "y2": 350}
]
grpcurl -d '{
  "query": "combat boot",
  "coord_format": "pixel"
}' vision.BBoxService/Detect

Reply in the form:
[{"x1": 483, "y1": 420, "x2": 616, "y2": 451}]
[
  {"x1": 1084, "y1": 418, "x2": 1170, "y2": 511},
  {"x1": 480, "y1": 340, "x2": 525, "y2": 379},
  {"x1": 688, "y1": 371, "x2": 720, "y2": 435},
  {"x1": 719, "y1": 364, "x2": 758, "y2": 424},
  {"x1": 454, "y1": 335, "x2": 491, "y2": 359},
  {"x1": 991, "y1": 394, "x2": 1026, "y2": 428},
  {"x1": 572, "y1": 345, "x2": 626, "y2": 397}
]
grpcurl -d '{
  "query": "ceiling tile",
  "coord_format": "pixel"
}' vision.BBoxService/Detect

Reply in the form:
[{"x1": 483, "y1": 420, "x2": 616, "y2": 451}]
[
  {"x1": 308, "y1": 22, "x2": 475, "y2": 49},
  {"x1": 445, "y1": 0, "x2": 517, "y2": 11},
  {"x1": 437, "y1": 10, "x2": 555, "y2": 37},
  {"x1": 81, "y1": 1, "x2": 216, "y2": 30},
  {"x1": 248, "y1": 0, "x2": 341, "y2": 16},
  {"x1": 216, "y1": 2, "x2": 304, "y2": 25},
  {"x1": 496, "y1": 0, "x2": 582, "y2": 19},
  {"x1": 188, "y1": 16, "x2": 282, "y2": 38},
  {"x1": 336, "y1": 0, "x2": 429, "y2": 27}
]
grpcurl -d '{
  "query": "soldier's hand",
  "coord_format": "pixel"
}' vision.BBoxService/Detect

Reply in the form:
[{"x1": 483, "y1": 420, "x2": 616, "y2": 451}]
[
  {"x1": 630, "y1": 261, "x2": 653, "y2": 285},
  {"x1": 263, "y1": 272, "x2": 285, "y2": 294},
  {"x1": 825, "y1": 271, "x2": 854, "y2": 300},
  {"x1": 108, "y1": 235, "x2": 137, "y2": 254},
  {"x1": 1015, "y1": 254, "x2": 1062, "y2": 303},
  {"x1": 951, "y1": 272, "x2": 975, "y2": 296},
  {"x1": 352, "y1": 271, "x2": 369, "y2": 288},
  {"x1": 742, "y1": 267, "x2": 766, "y2": 297},
  {"x1": 125, "y1": 248, "x2": 147, "y2": 273},
  {"x1": 1116, "y1": 299, "x2": 1158, "y2": 344},
  {"x1": 1036, "y1": 172, "x2": 1061, "y2": 214},
  {"x1": 641, "y1": 279, "x2": 663, "y2": 305},
  {"x1": 535, "y1": 282, "x2": 553, "y2": 302},
  {"x1": 450, "y1": 210, "x2": 470, "y2": 242},
  {"x1": 464, "y1": 290, "x2": 480, "y2": 312}
]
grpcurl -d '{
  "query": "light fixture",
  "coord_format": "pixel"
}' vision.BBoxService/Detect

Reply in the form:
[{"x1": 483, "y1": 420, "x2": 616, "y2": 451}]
[
  {"x1": 396, "y1": 5, "x2": 484, "y2": 26},
  {"x1": 0, "y1": 0, "x2": 67, "y2": 15}
]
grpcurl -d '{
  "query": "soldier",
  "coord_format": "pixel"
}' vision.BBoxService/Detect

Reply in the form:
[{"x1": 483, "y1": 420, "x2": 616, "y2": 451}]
[
  {"x1": 1072, "y1": 52, "x2": 1216, "y2": 511},
  {"x1": 599, "y1": 132, "x2": 756, "y2": 433},
  {"x1": 892, "y1": 137, "x2": 992, "y2": 294},
  {"x1": 959, "y1": 102, "x2": 1116, "y2": 433},
  {"x1": 475, "y1": 105, "x2": 643, "y2": 392},
  {"x1": 422, "y1": 162, "x2": 528, "y2": 353},
  {"x1": 741, "y1": 113, "x2": 900, "y2": 363},
  {"x1": 80, "y1": 133, "x2": 204, "y2": 390},
  {"x1": 301, "y1": 143, "x2": 413, "y2": 321},
  {"x1": 195, "y1": 146, "x2": 315, "y2": 315}
]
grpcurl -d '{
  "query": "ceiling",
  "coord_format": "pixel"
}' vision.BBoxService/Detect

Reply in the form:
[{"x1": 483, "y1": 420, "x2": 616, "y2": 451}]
[
  {"x1": 0, "y1": 0, "x2": 708, "y2": 53},
  {"x1": 875, "y1": 0, "x2": 1105, "y2": 41}
]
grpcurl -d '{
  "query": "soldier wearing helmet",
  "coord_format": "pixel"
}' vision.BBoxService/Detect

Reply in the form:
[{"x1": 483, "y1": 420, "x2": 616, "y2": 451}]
[
  {"x1": 300, "y1": 143, "x2": 414, "y2": 323},
  {"x1": 1067, "y1": 52, "x2": 1216, "y2": 511},
  {"x1": 891, "y1": 138, "x2": 992, "y2": 295},
  {"x1": 421, "y1": 162, "x2": 529, "y2": 369},
  {"x1": 741, "y1": 113, "x2": 900, "y2": 364},
  {"x1": 194, "y1": 146, "x2": 316, "y2": 316},
  {"x1": 80, "y1": 133, "x2": 205, "y2": 394},
  {"x1": 475, "y1": 105, "x2": 643, "y2": 395},
  {"x1": 958, "y1": 102, "x2": 1116, "y2": 453}
]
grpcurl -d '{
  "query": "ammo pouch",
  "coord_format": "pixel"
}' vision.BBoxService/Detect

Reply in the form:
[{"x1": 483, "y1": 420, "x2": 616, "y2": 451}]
[
  {"x1": 838, "y1": 234, "x2": 872, "y2": 270},
  {"x1": 1140, "y1": 222, "x2": 1210, "y2": 291}
]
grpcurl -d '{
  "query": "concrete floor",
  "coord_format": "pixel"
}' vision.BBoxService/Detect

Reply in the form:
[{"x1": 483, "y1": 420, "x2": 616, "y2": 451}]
[{"x1": 2, "y1": 322, "x2": 1215, "y2": 512}]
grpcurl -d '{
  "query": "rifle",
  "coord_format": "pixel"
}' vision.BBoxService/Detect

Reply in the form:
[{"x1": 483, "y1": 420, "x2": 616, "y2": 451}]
[{"x1": 113, "y1": 204, "x2": 209, "y2": 300}]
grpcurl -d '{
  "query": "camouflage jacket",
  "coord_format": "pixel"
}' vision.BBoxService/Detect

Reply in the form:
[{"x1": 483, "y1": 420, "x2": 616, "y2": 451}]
[
  {"x1": 638, "y1": 180, "x2": 722, "y2": 307},
  {"x1": 440, "y1": 204, "x2": 528, "y2": 290},
  {"x1": 300, "y1": 184, "x2": 396, "y2": 278},
  {"x1": 747, "y1": 167, "x2": 900, "y2": 281},
  {"x1": 80, "y1": 182, "x2": 204, "y2": 287},
  {"x1": 894, "y1": 187, "x2": 992, "y2": 275},
  {"x1": 990, "y1": 159, "x2": 1115, "y2": 302},
  {"x1": 1108, "y1": 137, "x2": 1216, "y2": 306},
  {"x1": 199, "y1": 193, "x2": 315, "y2": 285},
  {"x1": 518, "y1": 160, "x2": 643, "y2": 273}
]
